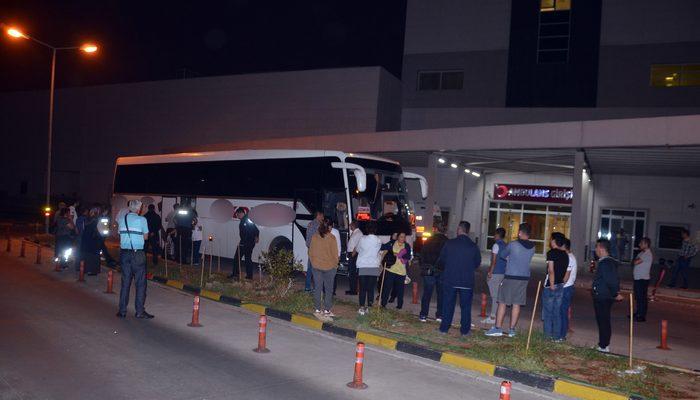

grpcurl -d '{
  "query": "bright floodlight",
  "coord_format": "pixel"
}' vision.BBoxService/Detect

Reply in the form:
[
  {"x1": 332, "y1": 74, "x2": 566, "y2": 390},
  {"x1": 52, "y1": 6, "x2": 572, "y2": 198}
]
[
  {"x1": 471, "y1": 171, "x2": 481, "y2": 177},
  {"x1": 6, "y1": 27, "x2": 25, "y2": 38},
  {"x1": 81, "y1": 43, "x2": 98, "y2": 53},
  {"x1": 438, "y1": 158, "x2": 446, "y2": 164},
  {"x1": 450, "y1": 163, "x2": 458, "y2": 169},
  {"x1": 464, "y1": 168, "x2": 471, "y2": 173}
]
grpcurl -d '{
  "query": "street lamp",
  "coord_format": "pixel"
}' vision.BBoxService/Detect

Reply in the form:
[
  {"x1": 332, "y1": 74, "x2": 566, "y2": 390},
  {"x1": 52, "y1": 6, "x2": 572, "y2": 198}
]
[{"x1": 4, "y1": 25, "x2": 98, "y2": 233}]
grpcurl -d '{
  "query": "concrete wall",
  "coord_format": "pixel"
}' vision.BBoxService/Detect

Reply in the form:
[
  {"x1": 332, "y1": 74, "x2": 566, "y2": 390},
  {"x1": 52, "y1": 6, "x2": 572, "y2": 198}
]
[{"x1": 0, "y1": 67, "x2": 399, "y2": 204}]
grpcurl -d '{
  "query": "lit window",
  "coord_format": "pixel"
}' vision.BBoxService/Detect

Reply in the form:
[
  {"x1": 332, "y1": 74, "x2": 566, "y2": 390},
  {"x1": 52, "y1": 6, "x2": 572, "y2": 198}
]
[
  {"x1": 417, "y1": 70, "x2": 464, "y2": 91},
  {"x1": 650, "y1": 64, "x2": 700, "y2": 87},
  {"x1": 541, "y1": 0, "x2": 571, "y2": 12}
]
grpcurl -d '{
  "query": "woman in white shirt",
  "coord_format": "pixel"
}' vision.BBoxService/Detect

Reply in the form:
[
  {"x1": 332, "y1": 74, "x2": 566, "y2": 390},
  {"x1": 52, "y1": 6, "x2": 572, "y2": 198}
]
[{"x1": 355, "y1": 221, "x2": 382, "y2": 315}]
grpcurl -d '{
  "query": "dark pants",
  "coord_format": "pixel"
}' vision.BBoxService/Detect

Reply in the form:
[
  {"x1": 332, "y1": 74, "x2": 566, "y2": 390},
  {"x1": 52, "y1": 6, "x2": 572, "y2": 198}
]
[
  {"x1": 593, "y1": 298, "x2": 614, "y2": 348},
  {"x1": 175, "y1": 227, "x2": 192, "y2": 264},
  {"x1": 380, "y1": 271, "x2": 405, "y2": 309},
  {"x1": 119, "y1": 250, "x2": 147, "y2": 315},
  {"x1": 234, "y1": 244, "x2": 254, "y2": 279},
  {"x1": 192, "y1": 241, "x2": 202, "y2": 265},
  {"x1": 420, "y1": 275, "x2": 443, "y2": 319},
  {"x1": 143, "y1": 235, "x2": 160, "y2": 265},
  {"x1": 670, "y1": 257, "x2": 692, "y2": 288},
  {"x1": 99, "y1": 240, "x2": 116, "y2": 264},
  {"x1": 358, "y1": 275, "x2": 377, "y2": 307},
  {"x1": 346, "y1": 255, "x2": 358, "y2": 294},
  {"x1": 634, "y1": 279, "x2": 649, "y2": 318},
  {"x1": 440, "y1": 286, "x2": 473, "y2": 335}
]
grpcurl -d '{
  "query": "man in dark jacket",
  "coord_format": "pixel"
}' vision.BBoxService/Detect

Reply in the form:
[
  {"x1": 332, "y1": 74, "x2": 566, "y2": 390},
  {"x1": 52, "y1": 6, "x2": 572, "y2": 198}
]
[
  {"x1": 437, "y1": 221, "x2": 482, "y2": 336},
  {"x1": 233, "y1": 207, "x2": 259, "y2": 280},
  {"x1": 592, "y1": 239, "x2": 623, "y2": 353},
  {"x1": 143, "y1": 204, "x2": 163, "y2": 266},
  {"x1": 419, "y1": 223, "x2": 449, "y2": 322}
]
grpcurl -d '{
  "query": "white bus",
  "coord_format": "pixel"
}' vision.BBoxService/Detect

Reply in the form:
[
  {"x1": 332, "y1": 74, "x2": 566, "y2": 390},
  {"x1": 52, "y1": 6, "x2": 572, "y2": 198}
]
[{"x1": 111, "y1": 150, "x2": 427, "y2": 272}]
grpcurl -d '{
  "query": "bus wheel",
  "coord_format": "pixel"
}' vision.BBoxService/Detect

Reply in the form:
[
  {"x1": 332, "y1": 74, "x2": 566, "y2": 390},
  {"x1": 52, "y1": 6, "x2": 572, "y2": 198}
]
[{"x1": 268, "y1": 236, "x2": 292, "y2": 254}]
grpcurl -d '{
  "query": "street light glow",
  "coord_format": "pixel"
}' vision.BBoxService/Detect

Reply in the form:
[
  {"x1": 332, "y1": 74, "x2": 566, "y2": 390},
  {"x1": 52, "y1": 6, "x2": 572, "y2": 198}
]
[
  {"x1": 81, "y1": 43, "x2": 98, "y2": 53},
  {"x1": 6, "y1": 27, "x2": 26, "y2": 39},
  {"x1": 438, "y1": 158, "x2": 446, "y2": 164},
  {"x1": 450, "y1": 163, "x2": 458, "y2": 169},
  {"x1": 471, "y1": 171, "x2": 481, "y2": 177}
]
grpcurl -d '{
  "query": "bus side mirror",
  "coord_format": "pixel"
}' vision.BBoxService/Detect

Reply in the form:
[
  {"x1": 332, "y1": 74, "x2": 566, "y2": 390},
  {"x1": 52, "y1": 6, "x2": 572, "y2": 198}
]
[
  {"x1": 331, "y1": 162, "x2": 366, "y2": 192},
  {"x1": 403, "y1": 172, "x2": 428, "y2": 199}
]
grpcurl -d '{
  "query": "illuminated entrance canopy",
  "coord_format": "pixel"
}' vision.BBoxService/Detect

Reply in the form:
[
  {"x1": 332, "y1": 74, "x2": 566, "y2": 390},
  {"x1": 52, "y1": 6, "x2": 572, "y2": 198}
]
[{"x1": 494, "y1": 184, "x2": 573, "y2": 204}]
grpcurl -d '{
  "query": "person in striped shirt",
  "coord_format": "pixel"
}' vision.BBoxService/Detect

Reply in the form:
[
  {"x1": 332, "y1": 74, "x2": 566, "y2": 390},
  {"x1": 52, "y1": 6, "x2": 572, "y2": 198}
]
[{"x1": 669, "y1": 228, "x2": 697, "y2": 289}]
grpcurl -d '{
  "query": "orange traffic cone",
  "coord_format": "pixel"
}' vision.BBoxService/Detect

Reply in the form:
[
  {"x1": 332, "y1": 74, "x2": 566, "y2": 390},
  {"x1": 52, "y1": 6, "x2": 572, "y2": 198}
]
[
  {"x1": 253, "y1": 314, "x2": 270, "y2": 353},
  {"x1": 657, "y1": 320, "x2": 671, "y2": 350},
  {"x1": 105, "y1": 270, "x2": 114, "y2": 294},
  {"x1": 187, "y1": 295, "x2": 203, "y2": 327},
  {"x1": 480, "y1": 293, "x2": 488, "y2": 318},
  {"x1": 499, "y1": 381, "x2": 511, "y2": 400},
  {"x1": 78, "y1": 261, "x2": 85, "y2": 282},
  {"x1": 347, "y1": 342, "x2": 368, "y2": 389}
]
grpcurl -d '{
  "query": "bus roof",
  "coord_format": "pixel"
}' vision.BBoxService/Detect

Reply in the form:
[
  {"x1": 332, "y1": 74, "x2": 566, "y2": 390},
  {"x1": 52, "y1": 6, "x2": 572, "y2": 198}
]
[{"x1": 116, "y1": 149, "x2": 400, "y2": 166}]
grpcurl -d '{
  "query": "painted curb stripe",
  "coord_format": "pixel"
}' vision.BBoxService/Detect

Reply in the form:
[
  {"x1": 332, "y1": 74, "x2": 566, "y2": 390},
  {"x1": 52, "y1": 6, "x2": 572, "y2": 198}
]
[
  {"x1": 199, "y1": 290, "x2": 221, "y2": 301},
  {"x1": 356, "y1": 331, "x2": 398, "y2": 350},
  {"x1": 166, "y1": 280, "x2": 184, "y2": 289},
  {"x1": 241, "y1": 303, "x2": 267, "y2": 315},
  {"x1": 291, "y1": 314, "x2": 323, "y2": 330},
  {"x1": 219, "y1": 295, "x2": 241, "y2": 306},
  {"x1": 182, "y1": 284, "x2": 200, "y2": 294},
  {"x1": 321, "y1": 323, "x2": 357, "y2": 339},
  {"x1": 440, "y1": 352, "x2": 496, "y2": 376},
  {"x1": 396, "y1": 341, "x2": 442, "y2": 362},
  {"x1": 152, "y1": 276, "x2": 168, "y2": 284},
  {"x1": 553, "y1": 380, "x2": 628, "y2": 400},
  {"x1": 266, "y1": 308, "x2": 292, "y2": 321},
  {"x1": 495, "y1": 366, "x2": 554, "y2": 392}
]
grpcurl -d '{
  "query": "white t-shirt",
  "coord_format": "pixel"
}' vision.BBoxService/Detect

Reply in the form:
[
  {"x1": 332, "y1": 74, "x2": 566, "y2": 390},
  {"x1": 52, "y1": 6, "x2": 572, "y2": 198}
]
[
  {"x1": 634, "y1": 249, "x2": 653, "y2": 280},
  {"x1": 356, "y1": 235, "x2": 382, "y2": 269},
  {"x1": 492, "y1": 242, "x2": 500, "y2": 255},
  {"x1": 564, "y1": 253, "x2": 577, "y2": 288},
  {"x1": 331, "y1": 228, "x2": 342, "y2": 257},
  {"x1": 192, "y1": 224, "x2": 203, "y2": 241},
  {"x1": 347, "y1": 228, "x2": 363, "y2": 253}
]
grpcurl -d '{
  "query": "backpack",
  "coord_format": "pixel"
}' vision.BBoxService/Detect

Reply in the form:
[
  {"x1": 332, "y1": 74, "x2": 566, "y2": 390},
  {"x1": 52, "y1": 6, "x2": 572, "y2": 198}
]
[{"x1": 382, "y1": 250, "x2": 397, "y2": 267}]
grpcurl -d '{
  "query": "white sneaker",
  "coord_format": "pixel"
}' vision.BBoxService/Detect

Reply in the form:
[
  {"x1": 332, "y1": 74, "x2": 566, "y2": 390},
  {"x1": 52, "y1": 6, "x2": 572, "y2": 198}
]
[
  {"x1": 596, "y1": 346, "x2": 610, "y2": 353},
  {"x1": 358, "y1": 307, "x2": 366, "y2": 316},
  {"x1": 314, "y1": 309, "x2": 322, "y2": 314},
  {"x1": 435, "y1": 317, "x2": 442, "y2": 323},
  {"x1": 481, "y1": 317, "x2": 496, "y2": 324},
  {"x1": 324, "y1": 310, "x2": 335, "y2": 317}
]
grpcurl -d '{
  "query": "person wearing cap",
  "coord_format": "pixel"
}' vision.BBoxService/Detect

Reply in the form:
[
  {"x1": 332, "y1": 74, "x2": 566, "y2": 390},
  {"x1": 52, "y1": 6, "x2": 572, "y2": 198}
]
[{"x1": 116, "y1": 199, "x2": 153, "y2": 319}]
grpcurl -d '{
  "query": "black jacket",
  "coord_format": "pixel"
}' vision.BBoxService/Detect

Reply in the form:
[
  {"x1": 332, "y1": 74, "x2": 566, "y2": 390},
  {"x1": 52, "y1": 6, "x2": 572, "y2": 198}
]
[
  {"x1": 592, "y1": 257, "x2": 620, "y2": 300},
  {"x1": 420, "y1": 233, "x2": 448, "y2": 276},
  {"x1": 239, "y1": 215, "x2": 259, "y2": 247},
  {"x1": 144, "y1": 210, "x2": 162, "y2": 237}
]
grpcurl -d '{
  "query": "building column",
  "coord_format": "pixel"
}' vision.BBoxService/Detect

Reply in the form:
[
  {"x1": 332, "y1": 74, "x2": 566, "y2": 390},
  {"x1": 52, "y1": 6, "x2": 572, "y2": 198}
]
[
  {"x1": 571, "y1": 151, "x2": 587, "y2": 267},
  {"x1": 424, "y1": 154, "x2": 439, "y2": 235},
  {"x1": 448, "y1": 170, "x2": 466, "y2": 235}
]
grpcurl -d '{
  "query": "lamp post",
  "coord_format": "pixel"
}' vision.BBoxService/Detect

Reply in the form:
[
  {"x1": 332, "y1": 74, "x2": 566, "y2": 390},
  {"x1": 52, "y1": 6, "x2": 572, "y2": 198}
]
[{"x1": 4, "y1": 25, "x2": 98, "y2": 233}]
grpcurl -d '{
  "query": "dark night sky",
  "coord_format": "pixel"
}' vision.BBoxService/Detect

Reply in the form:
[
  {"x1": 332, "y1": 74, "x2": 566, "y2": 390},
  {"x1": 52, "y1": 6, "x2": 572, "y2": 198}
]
[{"x1": 0, "y1": 1, "x2": 407, "y2": 92}]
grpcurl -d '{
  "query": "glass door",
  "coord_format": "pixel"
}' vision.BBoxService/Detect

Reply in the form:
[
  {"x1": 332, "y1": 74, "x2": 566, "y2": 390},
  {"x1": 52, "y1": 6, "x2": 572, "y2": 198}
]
[{"x1": 598, "y1": 209, "x2": 647, "y2": 262}]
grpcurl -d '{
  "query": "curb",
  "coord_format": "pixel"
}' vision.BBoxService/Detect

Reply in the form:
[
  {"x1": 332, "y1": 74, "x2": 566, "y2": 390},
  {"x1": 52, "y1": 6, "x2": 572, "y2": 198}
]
[{"x1": 136, "y1": 274, "x2": 653, "y2": 400}]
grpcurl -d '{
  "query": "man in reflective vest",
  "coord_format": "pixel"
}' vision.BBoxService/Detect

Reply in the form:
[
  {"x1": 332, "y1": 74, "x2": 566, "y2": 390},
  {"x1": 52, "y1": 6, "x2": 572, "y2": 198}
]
[{"x1": 116, "y1": 199, "x2": 153, "y2": 319}]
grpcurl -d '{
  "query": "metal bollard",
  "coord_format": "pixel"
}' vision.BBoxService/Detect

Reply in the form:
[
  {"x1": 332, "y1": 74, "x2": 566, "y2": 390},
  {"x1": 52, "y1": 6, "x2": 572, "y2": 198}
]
[
  {"x1": 480, "y1": 293, "x2": 488, "y2": 318},
  {"x1": 78, "y1": 261, "x2": 85, "y2": 282},
  {"x1": 657, "y1": 320, "x2": 671, "y2": 350}
]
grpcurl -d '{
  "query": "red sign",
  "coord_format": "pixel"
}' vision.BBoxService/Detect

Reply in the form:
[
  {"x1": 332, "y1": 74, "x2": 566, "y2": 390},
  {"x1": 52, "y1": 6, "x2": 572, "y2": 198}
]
[{"x1": 494, "y1": 184, "x2": 573, "y2": 204}]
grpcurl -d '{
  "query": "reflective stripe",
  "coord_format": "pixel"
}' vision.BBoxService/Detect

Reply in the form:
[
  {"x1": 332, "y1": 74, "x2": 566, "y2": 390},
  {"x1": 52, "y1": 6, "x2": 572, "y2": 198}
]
[{"x1": 119, "y1": 230, "x2": 143, "y2": 234}]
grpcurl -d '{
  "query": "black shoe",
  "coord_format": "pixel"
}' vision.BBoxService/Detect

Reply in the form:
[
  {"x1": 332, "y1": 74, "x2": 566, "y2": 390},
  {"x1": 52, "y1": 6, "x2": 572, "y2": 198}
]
[
  {"x1": 116, "y1": 312, "x2": 126, "y2": 318},
  {"x1": 388, "y1": 297, "x2": 395, "y2": 303},
  {"x1": 345, "y1": 290, "x2": 357, "y2": 295},
  {"x1": 135, "y1": 311, "x2": 154, "y2": 319}
]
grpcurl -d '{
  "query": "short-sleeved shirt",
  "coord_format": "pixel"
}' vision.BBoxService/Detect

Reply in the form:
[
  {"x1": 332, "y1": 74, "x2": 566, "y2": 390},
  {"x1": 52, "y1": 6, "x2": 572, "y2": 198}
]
[
  {"x1": 347, "y1": 228, "x2": 363, "y2": 253},
  {"x1": 564, "y1": 253, "x2": 577, "y2": 287},
  {"x1": 491, "y1": 240, "x2": 507, "y2": 275},
  {"x1": 545, "y1": 248, "x2": 569, "y2": 286},
  {"x1": 356, "y1": 234, "x2": 382, "y2": 275},
  {"x1": 634, "y1": 249, "x2": 653, "y2": 280},
  {"x1": 118, "y1": 211, "x2": 149, "y2": 250}
]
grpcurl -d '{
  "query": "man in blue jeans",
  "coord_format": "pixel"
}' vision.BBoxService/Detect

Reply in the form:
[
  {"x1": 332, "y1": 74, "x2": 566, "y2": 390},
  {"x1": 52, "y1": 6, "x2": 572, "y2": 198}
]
[
  {"x1": 116, "y1": 200, "x2": 154, "y2": 319},
  {"x1": 543, "y1": 232, "x2": 568, "y2": 340},
  {"x1": 669, "y1": 228, "x2": 697, "y2": 289},
  {"x1": 437, "y1": 221, "x2": 481, "y2": 336},
  {"x1": 418, "y1": 223, "x2": 448, "y2": 322}
]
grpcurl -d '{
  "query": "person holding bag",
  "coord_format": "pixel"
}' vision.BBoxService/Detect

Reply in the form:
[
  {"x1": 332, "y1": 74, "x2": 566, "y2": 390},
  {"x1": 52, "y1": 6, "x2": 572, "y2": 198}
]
[{"x1": 380, "y1": 231, "x2": 412, "y2": 310}]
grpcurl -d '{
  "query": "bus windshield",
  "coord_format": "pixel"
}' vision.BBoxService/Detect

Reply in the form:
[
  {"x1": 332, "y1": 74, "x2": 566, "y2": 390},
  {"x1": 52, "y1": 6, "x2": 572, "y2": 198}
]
[{"x1": 346, "y1": 158, "x2": 413, "y2": 235}]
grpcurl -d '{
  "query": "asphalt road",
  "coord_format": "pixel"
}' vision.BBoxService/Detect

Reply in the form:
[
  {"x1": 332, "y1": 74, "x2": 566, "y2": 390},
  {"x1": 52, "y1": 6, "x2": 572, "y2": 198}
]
[{"x1": 0, "y1": 249, "x2": 569, "y2": 400}]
